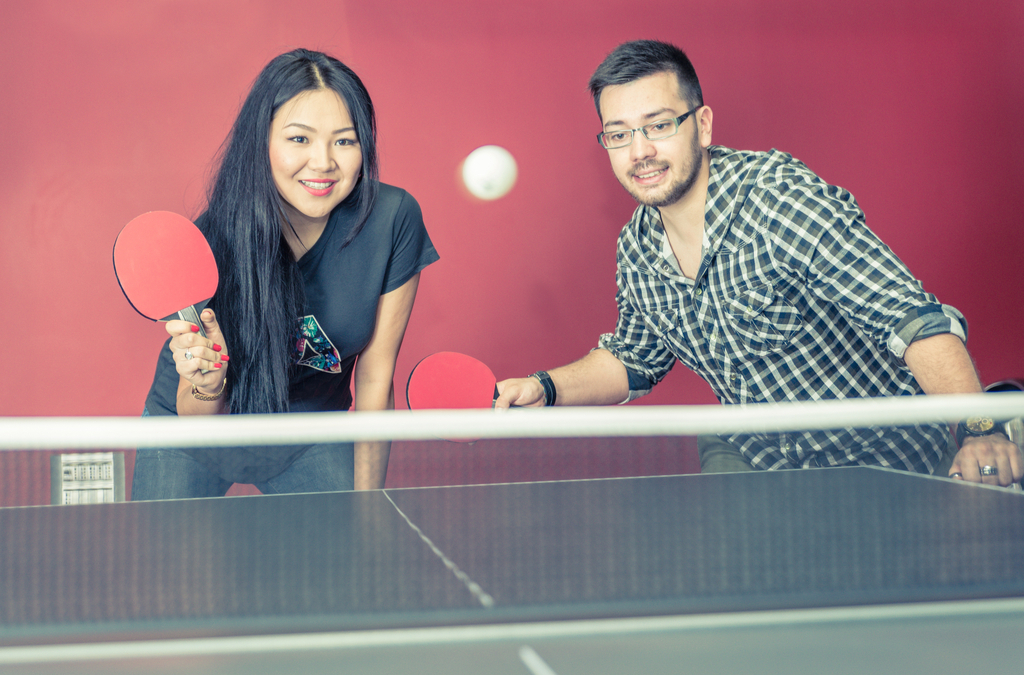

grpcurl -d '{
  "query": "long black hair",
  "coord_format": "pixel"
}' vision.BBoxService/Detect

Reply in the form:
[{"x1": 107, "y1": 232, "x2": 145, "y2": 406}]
[{"x1": 202, "y1": 48, "x2": 378, "y2": 415}]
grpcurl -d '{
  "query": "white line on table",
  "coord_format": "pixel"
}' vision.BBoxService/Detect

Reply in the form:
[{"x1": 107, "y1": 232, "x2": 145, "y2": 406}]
[
  {"x1": 519, "y1": 645, "x2": 559, "y2": 675},
  {"x1": 382, "y1": 490, "x2": 495, "y2": 608}
]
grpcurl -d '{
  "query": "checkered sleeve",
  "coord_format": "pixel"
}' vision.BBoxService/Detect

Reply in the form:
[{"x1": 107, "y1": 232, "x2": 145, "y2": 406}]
[
  {"x1": 761, "y1": 162, "x2": 967, "y2": 362},
  {"x1": 597, "y1": 243, "x2": 676, "y2": 402}
]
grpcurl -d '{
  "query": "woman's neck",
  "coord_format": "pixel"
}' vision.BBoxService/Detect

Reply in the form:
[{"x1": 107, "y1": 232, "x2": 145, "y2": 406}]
[{"x1": 281, "y1": 206, "x2": 328, "y2": 260}]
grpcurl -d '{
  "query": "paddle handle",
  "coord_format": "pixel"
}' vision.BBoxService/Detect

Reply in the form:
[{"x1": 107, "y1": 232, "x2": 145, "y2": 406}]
[
  {"x1": 177, "y1": 305, "x2": 207, "y2": 338},
  {"x1": 491, "y1": 385, "x2": 522, "y2": 409},
  {"x1": 177, "y1": 305, "x2": 209, "y2": 374}
]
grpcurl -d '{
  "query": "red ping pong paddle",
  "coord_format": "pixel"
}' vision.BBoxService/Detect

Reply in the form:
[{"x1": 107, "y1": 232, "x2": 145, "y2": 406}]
[
  {"x1": 113, "y1": 211, "x2": 219, "y2": 338},
  {"x1": 406, "y1": 352, "x2": 501, "y2": 411}
]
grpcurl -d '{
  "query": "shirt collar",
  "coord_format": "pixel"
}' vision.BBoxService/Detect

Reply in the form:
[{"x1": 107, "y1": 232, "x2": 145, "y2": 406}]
[
  {"x1": 626, "y1": 145, "x2": 736, "y2": 277},
  {"x1": 702, "y1": 145, "x2": 740, "y2": 257},
  {"x1": 645, "y1": 147, "x2": 728, "y2": 276}
]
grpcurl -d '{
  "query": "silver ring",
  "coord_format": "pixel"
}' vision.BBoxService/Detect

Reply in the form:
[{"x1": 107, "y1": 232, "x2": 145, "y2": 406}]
[
  {"x1": 183, "y1": 350, "x2": 194, "y2": 361},
  {"x1": 950, "y1": 472, "x2": 963, "y2": 479},
  {"x1": 980, "y1": 465, "x2": 999, "y2": 476}
]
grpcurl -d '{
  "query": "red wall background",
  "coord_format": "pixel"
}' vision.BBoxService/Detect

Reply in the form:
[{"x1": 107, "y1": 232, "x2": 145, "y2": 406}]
[{"x1": 1, "y1": 1, "x2": 1022, "y2": 500}]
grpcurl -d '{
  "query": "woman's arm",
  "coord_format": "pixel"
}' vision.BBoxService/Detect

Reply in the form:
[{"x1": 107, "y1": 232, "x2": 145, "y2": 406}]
[{"x1": 352, "y1": 273, "x2": 422, "y2": 490}]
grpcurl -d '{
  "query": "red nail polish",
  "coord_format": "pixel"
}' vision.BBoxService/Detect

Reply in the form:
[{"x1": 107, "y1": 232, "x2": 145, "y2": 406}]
[
  {"x1": 214, "y1": 363, "x2": 222, "y2": 369},
  {"x1": 220, "y1": 355, "x2": 230, "y2": 361},
  {"x1": 190, "y1": 325, "x2": 200, "y2": 333},
  {"x1": 213, "y1": 344, "x2": 222, "y2": 352}
]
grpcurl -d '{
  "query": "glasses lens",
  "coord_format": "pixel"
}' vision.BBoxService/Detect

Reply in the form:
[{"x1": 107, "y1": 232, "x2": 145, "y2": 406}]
[
  {"x1": 643, "y1": 119, "x2": 680, "y2": 141},
  {"x1": 601, "y1": 130, "x2": 632, "y2": 149}
]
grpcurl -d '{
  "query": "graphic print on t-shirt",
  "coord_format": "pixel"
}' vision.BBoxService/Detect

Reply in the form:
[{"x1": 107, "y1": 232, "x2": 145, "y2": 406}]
[{"x1": 294, "y1": 315, "x2": 342, "y2": 373}]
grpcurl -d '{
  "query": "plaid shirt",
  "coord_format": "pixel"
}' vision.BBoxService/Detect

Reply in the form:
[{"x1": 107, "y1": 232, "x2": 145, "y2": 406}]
[{"x1": 598, "y1": 146, "x2": 966, "y2": 472}]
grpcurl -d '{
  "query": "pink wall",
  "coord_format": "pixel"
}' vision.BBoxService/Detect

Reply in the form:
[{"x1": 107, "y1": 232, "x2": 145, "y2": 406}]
[{"x1": 2, "y1": 2, "x2": 1021, "y2": 416}]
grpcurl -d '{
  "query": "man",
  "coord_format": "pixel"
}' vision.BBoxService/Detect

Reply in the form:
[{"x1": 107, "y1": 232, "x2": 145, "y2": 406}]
[{"x1": 495, "y1": 40, "x2": 1021, "y2": 487}]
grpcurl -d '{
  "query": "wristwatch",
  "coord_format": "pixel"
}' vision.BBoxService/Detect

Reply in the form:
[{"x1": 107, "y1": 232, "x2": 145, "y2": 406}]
[{"x1": 955, "y1": 416, "x2": 1006, "y2": 447}]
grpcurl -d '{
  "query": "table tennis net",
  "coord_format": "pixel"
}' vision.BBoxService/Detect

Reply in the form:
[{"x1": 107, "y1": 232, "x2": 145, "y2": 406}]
[{"x1": 1, "y1": 392, "x2": 1022, "y2": 507}]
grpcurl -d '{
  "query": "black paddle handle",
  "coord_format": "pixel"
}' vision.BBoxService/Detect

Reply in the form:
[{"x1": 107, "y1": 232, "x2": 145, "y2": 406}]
[
  {"x1": 491, "y1": 385, "x2": 521, "y2": 409},
  {"x1": 177, "y1": 304, "x2": 209, "y2": 374},
  {"x1": 176, "y1": 305, "x2": 207, "y2": 338}
]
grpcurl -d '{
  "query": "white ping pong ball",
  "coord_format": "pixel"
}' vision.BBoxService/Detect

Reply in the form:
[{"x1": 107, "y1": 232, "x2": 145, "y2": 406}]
[{"x1": 461, "y1": 145, "x2": 518, "y2": 200}]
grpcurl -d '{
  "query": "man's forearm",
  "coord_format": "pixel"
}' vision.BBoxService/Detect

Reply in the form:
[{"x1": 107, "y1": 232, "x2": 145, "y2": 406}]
[
  {"x1": 546, "y1": 348, "x2": 631, "y2": 406},
  {"x1": 903, "y1": 333, "x2": 983, "y2": 395}
]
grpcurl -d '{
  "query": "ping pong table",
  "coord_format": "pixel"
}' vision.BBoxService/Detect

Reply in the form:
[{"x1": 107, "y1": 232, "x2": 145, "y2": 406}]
[{"x1": 1, "y1": 466, "x2": 1023, "y2": 673}]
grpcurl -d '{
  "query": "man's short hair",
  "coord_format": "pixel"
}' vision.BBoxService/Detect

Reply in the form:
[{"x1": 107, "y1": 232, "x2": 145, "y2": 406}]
[{"x1": 588, "y1": 40, "x2": 703, "y2": 119}]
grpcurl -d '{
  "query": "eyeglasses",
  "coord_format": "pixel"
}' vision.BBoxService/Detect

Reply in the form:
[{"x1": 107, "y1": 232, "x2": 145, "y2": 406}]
[{"x1": 597, "y1": 107, "x2": 701, "y2": 149}]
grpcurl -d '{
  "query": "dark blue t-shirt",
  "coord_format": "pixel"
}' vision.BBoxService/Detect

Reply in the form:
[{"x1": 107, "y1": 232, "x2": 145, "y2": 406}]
[{"x1": 144, "y1": 184, "x2": 438, "y2": 482}]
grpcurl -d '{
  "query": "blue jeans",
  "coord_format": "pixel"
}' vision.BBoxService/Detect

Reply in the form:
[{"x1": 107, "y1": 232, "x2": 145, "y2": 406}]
[{"x1": 132, "y1": 410, "x2": 354, "y2": 501}]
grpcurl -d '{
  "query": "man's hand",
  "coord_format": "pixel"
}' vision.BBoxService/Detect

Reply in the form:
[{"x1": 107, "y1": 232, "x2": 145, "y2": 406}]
[
  {"x1": 494, "y1": 377, "x2": 546, "y2": 409},
  {"x1": 493, "y1": 350, "x2": 631, "y2": 409},
  {"x1": 950, "y1": 434, "x2": 1023, "y2": 487}
]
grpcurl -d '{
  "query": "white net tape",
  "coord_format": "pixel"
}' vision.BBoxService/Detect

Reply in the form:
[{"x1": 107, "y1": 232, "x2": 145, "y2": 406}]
[{"x1": 1, "y1": 393, "x2": 1022, "y2": 450}]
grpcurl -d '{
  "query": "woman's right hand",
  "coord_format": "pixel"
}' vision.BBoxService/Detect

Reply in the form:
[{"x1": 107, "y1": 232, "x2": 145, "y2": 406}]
[{"x1": 166, "y1": 308, "x2": 229, "y2": 395}]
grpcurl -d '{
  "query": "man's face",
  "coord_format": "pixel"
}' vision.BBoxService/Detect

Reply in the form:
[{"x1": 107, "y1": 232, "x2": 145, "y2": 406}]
[{"x1": 598, "y1": 71, "x2": 706, "y2": 208}]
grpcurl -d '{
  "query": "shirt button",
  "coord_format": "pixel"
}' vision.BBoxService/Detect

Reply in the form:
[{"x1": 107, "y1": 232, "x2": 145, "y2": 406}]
[
  {"x1": 780, "y1": 442, "x2": 791, "y2": 452},
  {"x1": 696, "y1": 288, "x2": 703, "y2": 296}
]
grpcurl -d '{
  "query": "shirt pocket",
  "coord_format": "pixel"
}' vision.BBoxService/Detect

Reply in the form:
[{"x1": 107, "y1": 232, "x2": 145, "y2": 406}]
[
  {"x1": 640, "y1": 308, "x2": 679, "y2": 340},
  {"x1": 638, "y1": 308, "x2": 704, "y2": 370},
  {"x1": 724, "y1": 284, "x2": 804, "y2": 356}
]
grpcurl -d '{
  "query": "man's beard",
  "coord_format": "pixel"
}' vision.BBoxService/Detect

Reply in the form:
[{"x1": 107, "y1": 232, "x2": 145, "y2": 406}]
[{"x1": 623, "y1": 130, "x2": 703, "y2": 208}]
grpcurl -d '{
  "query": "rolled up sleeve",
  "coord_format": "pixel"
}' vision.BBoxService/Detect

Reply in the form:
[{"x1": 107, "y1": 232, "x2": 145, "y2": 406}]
[
  {"x1": 887, "y1": 303, "x2": 967, "y2": 360},
  {"x1": 597, "y1": 266, "x2": 676, "y2": 402}
]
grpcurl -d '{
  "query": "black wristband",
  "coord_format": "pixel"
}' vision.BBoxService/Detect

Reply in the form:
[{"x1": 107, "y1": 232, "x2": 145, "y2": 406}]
[{"x1": 530, "y1": 371, "x2": 557, "y2": 407}]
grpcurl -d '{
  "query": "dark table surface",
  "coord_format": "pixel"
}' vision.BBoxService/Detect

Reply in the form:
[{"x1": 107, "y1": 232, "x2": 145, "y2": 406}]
[{"x1": 1, "y1": 466, "x2": 1023, "y2": 673}]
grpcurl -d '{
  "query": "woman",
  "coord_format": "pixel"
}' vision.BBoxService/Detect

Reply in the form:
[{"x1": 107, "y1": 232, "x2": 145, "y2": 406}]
[{"x1": 132, "y1": 49, "x2": 438, "y2": 499}]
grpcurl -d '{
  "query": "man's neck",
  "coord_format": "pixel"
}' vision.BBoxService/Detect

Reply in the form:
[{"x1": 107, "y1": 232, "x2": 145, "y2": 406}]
[{"x1": 658, "y1": 147, "x2": 711, "y2": 247}]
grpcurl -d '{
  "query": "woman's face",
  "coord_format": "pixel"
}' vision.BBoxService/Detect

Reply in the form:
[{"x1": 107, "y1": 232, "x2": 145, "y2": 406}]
[{"x1": 268, "y1": 89, "x2": 363, "y2": 229}]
